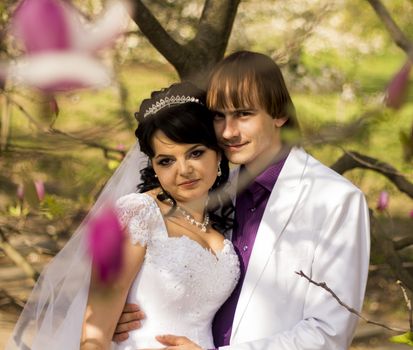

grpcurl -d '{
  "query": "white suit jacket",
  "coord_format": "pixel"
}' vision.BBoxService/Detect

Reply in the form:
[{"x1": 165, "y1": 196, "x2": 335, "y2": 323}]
[{"x1": 221, "y1": 147, "x2": 370, "y2": 350}]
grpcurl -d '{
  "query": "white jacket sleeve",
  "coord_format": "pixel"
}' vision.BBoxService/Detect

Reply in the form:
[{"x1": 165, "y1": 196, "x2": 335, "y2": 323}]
[{"x1": 220, "y1": 189, "x2": 370, "y2": 350}]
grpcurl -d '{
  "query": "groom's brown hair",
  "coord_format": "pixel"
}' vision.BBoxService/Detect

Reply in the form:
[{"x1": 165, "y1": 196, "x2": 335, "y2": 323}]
[{"x1": 207, "y1": 50, "x2": 298, "y2": 130}]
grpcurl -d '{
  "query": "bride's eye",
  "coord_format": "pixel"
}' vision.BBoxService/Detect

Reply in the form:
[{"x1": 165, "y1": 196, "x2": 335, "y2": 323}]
[
  {"x1": 157, "y1": 158, "x2": 174, "y2": 167},
  {"x1": 190, "y1": 149, "x2": 205, "y2": 159}
]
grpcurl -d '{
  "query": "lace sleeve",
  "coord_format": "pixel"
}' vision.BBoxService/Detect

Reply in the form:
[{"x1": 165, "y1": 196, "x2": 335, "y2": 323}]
[{"x1": 116, "y1": 193, "x2": 158, "y2": 246}]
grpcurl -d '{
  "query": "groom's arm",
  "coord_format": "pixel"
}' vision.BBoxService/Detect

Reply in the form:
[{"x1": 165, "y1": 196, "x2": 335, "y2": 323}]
[
  {"x1": 217, "y1": 189, "x2": 370, "y2": 350},
  {"x1": 112, "y1": 303, "x2": 145, "y2": 342},
  {"x1": 157, "y1": 189, "x2": 370, "y2": 350}
]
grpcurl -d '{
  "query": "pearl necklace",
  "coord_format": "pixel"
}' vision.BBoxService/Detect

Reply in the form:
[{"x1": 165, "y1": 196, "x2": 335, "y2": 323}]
[{"x1": 165, "y1": 198, "x2": 210, "y2": 232}]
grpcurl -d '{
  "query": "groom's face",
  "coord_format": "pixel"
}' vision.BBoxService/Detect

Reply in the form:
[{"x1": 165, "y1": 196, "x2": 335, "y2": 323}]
[{"x1": 212, "y1": 106, "x2": 285, "y2": 167}]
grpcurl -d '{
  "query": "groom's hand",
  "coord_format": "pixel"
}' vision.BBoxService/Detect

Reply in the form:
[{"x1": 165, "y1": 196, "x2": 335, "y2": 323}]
[
  {"x1": 148, "y1": 334, "x2": 203, "y2": 349},
  {"x1": 112, "y1": 303, "x2": 145, "y2": 342}
]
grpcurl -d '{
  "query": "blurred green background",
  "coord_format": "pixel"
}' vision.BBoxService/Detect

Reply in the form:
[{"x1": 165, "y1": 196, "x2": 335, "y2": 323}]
[{"x1": 1, "y1": 1, "x2": 413, "y2": 348}]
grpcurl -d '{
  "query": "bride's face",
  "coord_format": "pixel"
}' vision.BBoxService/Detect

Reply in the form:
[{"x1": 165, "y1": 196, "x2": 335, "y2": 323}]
[{"x1": 151, "y1": 130, "x2": 220, "y2": 204}]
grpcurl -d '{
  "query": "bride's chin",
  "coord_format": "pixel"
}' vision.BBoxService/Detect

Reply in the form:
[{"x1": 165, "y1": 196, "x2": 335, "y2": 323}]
[{"x1": 175, "y1": 191, "x2": 209, "y2": 205}]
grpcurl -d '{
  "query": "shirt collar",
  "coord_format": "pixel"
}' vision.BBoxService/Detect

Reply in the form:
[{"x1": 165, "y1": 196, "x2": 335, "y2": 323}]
[{"x1": 244, "y1": 152, "x2": 289, "y2": 193}]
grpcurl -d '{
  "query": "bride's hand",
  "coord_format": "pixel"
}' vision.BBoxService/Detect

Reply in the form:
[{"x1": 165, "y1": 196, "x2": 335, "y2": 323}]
[{"x1": 140, "y1": 334, "x2": 204, "y2": 350}]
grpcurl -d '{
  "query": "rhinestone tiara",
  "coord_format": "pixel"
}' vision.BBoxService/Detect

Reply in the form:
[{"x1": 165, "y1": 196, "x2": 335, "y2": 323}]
[{"x1": 143, "y1": 95, "x2": 203, "y2": 118}]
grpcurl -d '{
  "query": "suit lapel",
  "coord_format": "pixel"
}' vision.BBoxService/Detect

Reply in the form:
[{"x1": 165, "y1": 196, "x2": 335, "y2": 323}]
[
  {"x1": 224, "y1": 166, "x2": 240, "y2": 241},
  {"x1": 230, "y1": 148, "x2": 309, "y2": 341}
]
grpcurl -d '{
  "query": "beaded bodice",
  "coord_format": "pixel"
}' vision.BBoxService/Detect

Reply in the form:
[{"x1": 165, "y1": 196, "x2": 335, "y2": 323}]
[{"x1": 112, "y1": 193, "x2": 240, "y2": 350}]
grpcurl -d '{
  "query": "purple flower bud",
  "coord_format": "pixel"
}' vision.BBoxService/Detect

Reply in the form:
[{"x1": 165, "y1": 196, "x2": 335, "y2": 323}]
[
  {"x1": 17, "y1": 184, "x2": 24, "y2": 200},
  {"x1": 87, "y1": 204, "x2": 124, "y2": 284},
  {"x1": 376, "y1": 191, "x2": 389, "y2": 211},
  {"x1": 34, "y1": 180, "x2": 45, "y2": 201},
  {"x1": 385, "y1": 60, "x2": 412, "y2": 110}
]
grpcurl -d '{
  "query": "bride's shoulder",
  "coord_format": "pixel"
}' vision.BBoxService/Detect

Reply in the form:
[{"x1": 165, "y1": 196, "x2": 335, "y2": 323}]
[
  {"x1": 116, "y1": 192, "x2": 157, "y2": 208},
  {"x1": 115, "y1": 192, "x2": 163, "y2": 246}
]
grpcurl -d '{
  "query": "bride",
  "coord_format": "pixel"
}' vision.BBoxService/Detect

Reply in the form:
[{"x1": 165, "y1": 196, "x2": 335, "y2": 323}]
[{"x1": 7, "y1": 82, "x2": 240, "y2": 350}]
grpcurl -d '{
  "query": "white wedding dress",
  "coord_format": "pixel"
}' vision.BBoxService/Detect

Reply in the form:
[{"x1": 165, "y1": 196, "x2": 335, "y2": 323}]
[{"x1": 112, "y1": 193, "x2": 240, "y2": 350}]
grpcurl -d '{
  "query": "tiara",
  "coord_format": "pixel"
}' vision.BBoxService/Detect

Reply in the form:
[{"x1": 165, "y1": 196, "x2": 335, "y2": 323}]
[{"x1": 143, "y1": 95, "x2": 203, "y2": 118}]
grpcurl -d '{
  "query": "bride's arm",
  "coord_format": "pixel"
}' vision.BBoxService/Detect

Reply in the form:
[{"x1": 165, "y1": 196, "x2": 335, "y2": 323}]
[{"x1": 80, "y1": 236, "x2": 146, "y2": 350}]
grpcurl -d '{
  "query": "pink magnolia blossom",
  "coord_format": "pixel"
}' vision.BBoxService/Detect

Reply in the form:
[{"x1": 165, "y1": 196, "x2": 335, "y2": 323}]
[
  {"x1": 116, "y1": 143, "x2": 126, "y2": 151},
  {"x1": 376, "y1": 191, "x2": 389, "y2": 211},
  {"x1": 409, "y1": 210, "x2": 413, "y2": 219},
  {"x1": 12, "y1": 0, "x2": 72, "y2": 54},
  {"x1": 87, "y1": 204, "x2": 124, "y2": 284},
  {"x1": 49, "y1": 96, "x2": 60, "y2": 117},
  {"x1": 385, "y1": 60, "x2": 412, "y2": 110},
  {"x1": 16, "y1": 184, "x2": 24, "y2": 200},
  {"x1": 7, "y1": 0, "x2": 131, "y2": 92},
  {"x1": 0, "y1": 67, "x2": 6, "y2": 90},
  {"x1": 34, "y1": 180, "x2": 45, "y2": 201}
]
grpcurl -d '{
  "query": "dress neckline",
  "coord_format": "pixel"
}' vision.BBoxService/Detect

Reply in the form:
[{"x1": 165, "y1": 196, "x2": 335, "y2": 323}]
[{"x1": 141, "y1": 192, "x2": 230, "y2": 258}]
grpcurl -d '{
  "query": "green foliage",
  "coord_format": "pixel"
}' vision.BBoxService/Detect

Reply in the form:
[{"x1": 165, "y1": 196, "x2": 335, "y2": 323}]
[
  {"x1": 40, "y1": 194, "x2": 74, "y2": 220},
  {"x1": 390, "y1": 332, "x2": 413, "y2": 346}
]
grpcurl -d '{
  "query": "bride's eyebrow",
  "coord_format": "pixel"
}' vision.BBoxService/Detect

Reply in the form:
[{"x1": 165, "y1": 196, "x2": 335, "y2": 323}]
[
  {"x1": 153, "y1": 144, "x2": 204, "y2": 159},
  {"x1": 185, "y1": 144, "x2": 204, "y2": 154},
  {"x1": 154, "y1": 153, "x2": 174, "y2": 159}
]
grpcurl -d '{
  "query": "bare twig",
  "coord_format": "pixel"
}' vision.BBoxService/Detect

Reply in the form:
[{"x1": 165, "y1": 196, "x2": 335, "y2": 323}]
[
  {"x1": 296, "y1": 270, "x2": 406, "y2": 332},
  {"x1": 4, "y1": 93, "x2": 126, "y2": 159},
  {"x1": 4, "y1": 93, "x2": 47, "y2": 131},
  {"x1": 0, "y1": 288, "x2": 25, "y2": 309},
  {"x1": 0, "y1": 229, "x2": 39, "y2": 282},
  {"x1": 49, "y1": 128, "x2": 126, "y2": 159},
  {"x1": 394, "y1": 236, "x2": 413, "y2": 251},
  {"x1": 397, "y1": 280, "x2": 413, "y2": 332},
  {"x1": 273, "y1": 3, "x2": 335, "y2": 65},
  {"x1": 1, "y1": 92, "x2": 11, "y2": 152}
]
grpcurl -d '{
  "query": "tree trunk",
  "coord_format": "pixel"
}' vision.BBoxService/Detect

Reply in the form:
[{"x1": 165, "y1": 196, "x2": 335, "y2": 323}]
[{"x1": 131, "y1": 0, "x2": 241, "y2": 87}]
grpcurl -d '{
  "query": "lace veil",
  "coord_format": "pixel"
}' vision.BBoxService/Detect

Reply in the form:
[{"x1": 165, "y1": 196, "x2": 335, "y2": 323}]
[{"x1": 6, "y1": 142, "x2": 148, "y2": 350}]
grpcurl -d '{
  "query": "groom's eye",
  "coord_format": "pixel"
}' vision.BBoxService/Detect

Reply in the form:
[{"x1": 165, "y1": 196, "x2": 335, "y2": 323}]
[
  {"x1": 213, "y1": 112, "x2": 225, "y2": 121},
  {"x1": 237, "y1": 110, "x2": 253, "y2": 117}
]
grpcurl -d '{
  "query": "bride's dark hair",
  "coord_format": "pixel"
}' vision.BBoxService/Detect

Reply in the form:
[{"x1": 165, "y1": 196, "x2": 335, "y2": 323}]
[{"x1": 135, "y1": 81, "x2": 233, "y2": 233}]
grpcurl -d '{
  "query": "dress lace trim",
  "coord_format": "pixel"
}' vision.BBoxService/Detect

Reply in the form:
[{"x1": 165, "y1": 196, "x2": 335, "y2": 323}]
[{"x1": 116, "y1": 193, "x2": 162, "y2": 246}]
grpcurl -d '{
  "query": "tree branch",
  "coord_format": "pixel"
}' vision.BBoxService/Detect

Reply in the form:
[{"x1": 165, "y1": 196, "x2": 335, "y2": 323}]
[
  {"x1": 366, "y1": 0, "x2": 413, "y2": 59},
  {"x1": 131, "y1": 0, "x2": 241, "y2": 83},
  {"x1": 394, "y1": 236, "x2": 413, "y2": 251},
  {"x1": 0, "y1": 288, "x2": 25, "y2": 310},
  {"x1": 296, "y1": 270, "x2": 406, "y2": 332},
  {"x1": 0, "y1": 229, "x2": 39, "y2": 282},
  {"x1": 194, "y1": 0, "x2": 241, "y2": 60},
  {"x1": 4, "y1": 94, "x2": 126, "y2": 159},
  {"x1": 370, "y1": 211, "x2": 413, "y2": 293},
  {"x1": 131, "y1": 0, "x2": 187, "y2": 68},
  {"x1": 397, "y1": 281, "x2": 413, "y2": 332},
  {"x1": 331, "y1": 151, "x2": 413, "y2": 199},
  {"x1": 48, "y1": 128, "x2": 126, "y2": 160}
]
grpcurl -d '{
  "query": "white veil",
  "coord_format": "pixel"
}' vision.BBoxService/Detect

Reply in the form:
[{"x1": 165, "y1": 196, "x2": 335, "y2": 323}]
[{"x1": 6, "y1": 142, "x2": 148, "y2": 350}]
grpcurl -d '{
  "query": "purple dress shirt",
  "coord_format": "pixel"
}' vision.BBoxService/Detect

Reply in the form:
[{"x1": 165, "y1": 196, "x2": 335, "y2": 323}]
[{"x1": 212, "y1": 155, "x2": 288, "y2": 348}]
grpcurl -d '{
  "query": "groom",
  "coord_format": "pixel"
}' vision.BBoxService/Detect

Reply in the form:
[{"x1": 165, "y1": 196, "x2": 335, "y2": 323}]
[{"x1": 115, "y1": 51, "x2": 370, "y2": 350}]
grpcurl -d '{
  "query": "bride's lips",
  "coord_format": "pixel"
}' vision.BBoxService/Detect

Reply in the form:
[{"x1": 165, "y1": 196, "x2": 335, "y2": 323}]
[{"x1": 178, "y1": 179, "x2": 200, "y2": 188}]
